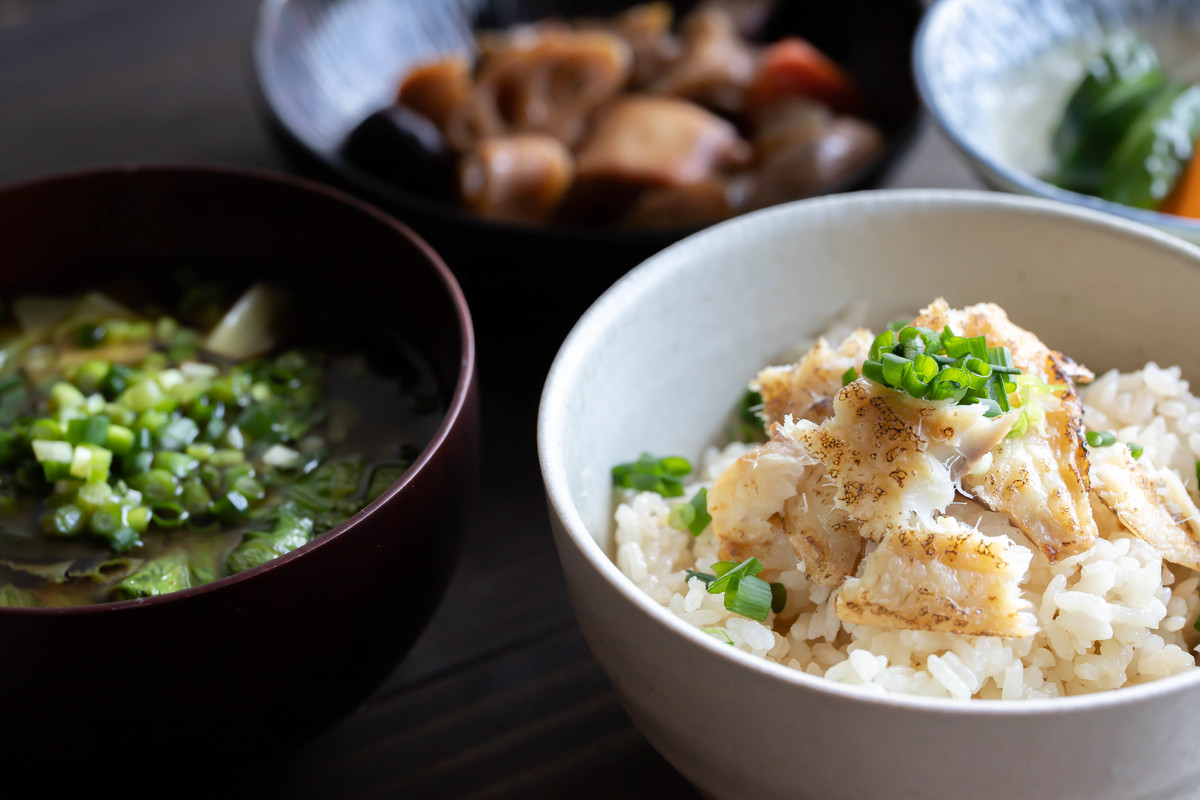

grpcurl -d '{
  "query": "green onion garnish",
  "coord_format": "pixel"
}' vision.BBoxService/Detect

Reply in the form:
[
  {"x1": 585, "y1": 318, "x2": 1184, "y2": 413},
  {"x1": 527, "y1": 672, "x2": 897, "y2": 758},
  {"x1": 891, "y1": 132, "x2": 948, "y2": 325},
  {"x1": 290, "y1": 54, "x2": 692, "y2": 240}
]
[
  {"x1": 733, "y1": 389, "x2": 766, "y2": 442},
  {"x1": 770, "y1": 582, "x2": 787, "y2": 614},
  {"x1": 668, "y1": 488, "x2": 711, "y2": 536},
  {"x1": 724, "y1": 574, "x2": 774, "y2": 621},
  {"x1": 684, "y1": 557, "x2": 779, "y2": 622},
  {"x1": 1086, "y1": 430, "x2": 1117, "y2": 448},
  {"x1": 855, "y1": 324, "x2": 1025, "y2": 419},
  {"x1": 841, "y1": 367, "x2": 857, "y2": 387},
  {"x1": 612, "y1": 453, "x2": 692, "y2": 497},
  {"x1": 701, "y1": 627, "x2": 734, "y2": 645},
  {"x1": 1128, "y1": 442, "x2": 1144, "y2": 459}
]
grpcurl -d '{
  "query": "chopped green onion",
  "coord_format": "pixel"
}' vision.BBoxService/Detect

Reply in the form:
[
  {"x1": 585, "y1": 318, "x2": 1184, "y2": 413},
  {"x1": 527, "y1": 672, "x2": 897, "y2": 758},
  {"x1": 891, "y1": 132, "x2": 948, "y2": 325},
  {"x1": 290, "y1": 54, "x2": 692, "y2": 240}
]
[
  {"x1": 152, "y1": 451, "x2": 198, "y2": 479},
  {"x1": 212, "y1": 489, "x2": 250, "y2": 523},
  {"x1": 157, "y1": 416, "x2": 199, "y2": 451},
  {"x1": 612, "y1": 453, "x2": 693, "y2": 497},
  {"x1": 858, "y1": 323, "x2": 1024, "y2": 415},
  {"x1": 1128, "y1": 442, "x2": 1144, "y2": 459},
  {"x1": 841, "y1": 367, "x2": 857, "y2": 386},
  {"x1": 700, "y1": 627, "x2": 733, "y2": 645},
  {"x1": 121, "y1": 379, "x2": 164, "y2": 413},
  {"x1": 74, "y1": 359, "x2": 110, "y2": 394},
  {"x1": 1087, "y1": 430, "x2": 1117, "y2": 448},
  {"x1": 685, "y1": 558, "x2": 776, "y2": 621},
  {"x1": 90, "y1": 503, "x2": 125, "y2": 535},
  {"x1": 104, "y1": 424, "x2": 134, "y2": 455},
  {"x1": 733, "y1": 389, "x2": 766, "y2": 441},
  {"x1": 668, "y1": 488, "x2": 711, "y2": 536},
  {"x1": 868, "y1": 330, "x2": 895, "y2": 361},
  {"x1": 49, "y1": 382, "x2": 86, "y2": 411},
  {"x1": 708, "y1": 557, "x2": 764, "y2": 595},
  {"x1": 880, "y1": 353, "x2": 909, "y2": 387},
  {"x1": 770, "y1": 582, "x2": 787, "y2": 613},
  {"x1": 660, "y1": 457, "x2": 691, "y2": 477},
  {"x1": 32, "y1": 440, "x2": 73, "y2": 464},
  {"x1": 44, "y1": 503, "x2": 84, "y2": 537},
  {"x1": 860, "y1": 359, "x2": 885, "y2": 385},
  {"x1": 150, "y1": 502, "x2": 188, "y2": 528},
  {"x1": 104, "y1": 526, "x2": 141, "y2": 553},
  {"x1": 724, "y1": 574, "x2": 774, "y2": 621},
  {"x1": 30, "y1": 419, "x2": 64, "y2": 441},
  {"x1": 66, "y1": 416, "x2": 110, "y2": 447},
  {"x1": 667, "y1": 502, "x2": 694, "y2": 531}
]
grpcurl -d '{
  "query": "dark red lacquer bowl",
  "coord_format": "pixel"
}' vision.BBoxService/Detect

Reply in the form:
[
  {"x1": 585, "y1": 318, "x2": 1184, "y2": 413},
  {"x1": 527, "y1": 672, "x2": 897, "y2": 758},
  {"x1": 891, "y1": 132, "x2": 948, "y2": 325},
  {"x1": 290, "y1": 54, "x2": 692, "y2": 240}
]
[{"x1": 0, "y1": 166, "x2": 479, "y2": 777}]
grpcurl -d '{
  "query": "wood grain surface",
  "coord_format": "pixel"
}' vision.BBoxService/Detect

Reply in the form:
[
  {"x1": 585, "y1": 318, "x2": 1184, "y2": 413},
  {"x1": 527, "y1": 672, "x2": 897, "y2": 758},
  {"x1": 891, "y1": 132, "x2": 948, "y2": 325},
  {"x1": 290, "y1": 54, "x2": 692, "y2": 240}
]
[{"x1": 0, "y1": 0, "x2": 982, "y2": 796}]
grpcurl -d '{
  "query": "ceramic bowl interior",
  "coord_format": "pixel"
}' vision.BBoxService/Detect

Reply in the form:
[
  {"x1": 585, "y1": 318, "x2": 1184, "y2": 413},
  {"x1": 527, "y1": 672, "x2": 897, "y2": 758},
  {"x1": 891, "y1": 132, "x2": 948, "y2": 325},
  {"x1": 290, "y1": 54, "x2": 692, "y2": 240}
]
[
  {"x1": 916, "y1": 0, "x2": 1200, "y2": 244},
  {"x1": 0, "y1": 165, "x2": 479, "y2": 778},
  {"x1": 253, "y1": 0, "x2": 923, "y2": 297},
  {"x1": 539, "y1": 189, "x2": 1200, "y2": 800}
]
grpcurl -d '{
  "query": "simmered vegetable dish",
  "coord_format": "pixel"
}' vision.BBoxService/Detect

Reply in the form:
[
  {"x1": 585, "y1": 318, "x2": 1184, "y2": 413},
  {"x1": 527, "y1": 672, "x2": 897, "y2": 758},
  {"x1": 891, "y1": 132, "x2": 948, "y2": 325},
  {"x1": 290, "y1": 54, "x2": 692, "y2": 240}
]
[
  {"x1": 0, "y1": 284, "x2": 442, "y2": 606},
  {"x1": 1051, "y1": 34, "x2": 1200, "y2": 217},
  {"x1": 346, "y1": 1, "x2": 883, "y2": 228}
]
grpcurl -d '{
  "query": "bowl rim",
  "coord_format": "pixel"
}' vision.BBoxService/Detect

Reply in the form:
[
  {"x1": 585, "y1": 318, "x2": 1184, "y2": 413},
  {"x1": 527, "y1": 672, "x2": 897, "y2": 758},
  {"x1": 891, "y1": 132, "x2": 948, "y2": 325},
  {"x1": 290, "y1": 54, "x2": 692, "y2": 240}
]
[
  {"x1": 913, "y1": 0, "x2": 1200, "y2": 238},
  {"x1": 539, "y1": 187, "x2": 1200, "y2": 715},
  {"x1": 0, "y1": 162, "x2": 477, "y2": 615},
  {"x1": 250, "y1": 0, "x2": 924, "y2": 244}
]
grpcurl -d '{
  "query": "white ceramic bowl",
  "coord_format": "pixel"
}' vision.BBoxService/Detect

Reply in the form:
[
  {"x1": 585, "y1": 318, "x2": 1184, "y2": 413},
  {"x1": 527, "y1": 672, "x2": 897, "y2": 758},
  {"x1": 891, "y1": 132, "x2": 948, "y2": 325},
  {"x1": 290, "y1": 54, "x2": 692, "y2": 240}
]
[
  {"x1": 539, "y1": 190, "x2": 1200, "y2": 800},
  {"x1": 915, "y1": 0, "x2": 1200, "y2": 245}
]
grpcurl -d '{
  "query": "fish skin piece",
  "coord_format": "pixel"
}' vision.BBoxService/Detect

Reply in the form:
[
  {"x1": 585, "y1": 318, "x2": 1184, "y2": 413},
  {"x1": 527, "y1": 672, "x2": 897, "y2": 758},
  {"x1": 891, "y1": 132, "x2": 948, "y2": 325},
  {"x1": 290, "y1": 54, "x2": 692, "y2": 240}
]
[
  {"x1": 757, "y1": 328, "x2": 872, "y2": 428},
  {"x1": 913, "y1": 298, "x2": 1098, "y2": 562},
  {"x1": 785, "y1": 380, "x2": 1016, "y2": 541},
  {"x1": 1090, "y1": 442, "x2": 1200, "y2": 573},
  {"x1": 835, "y1": 516, "x2": 1036, "y2": 638}
]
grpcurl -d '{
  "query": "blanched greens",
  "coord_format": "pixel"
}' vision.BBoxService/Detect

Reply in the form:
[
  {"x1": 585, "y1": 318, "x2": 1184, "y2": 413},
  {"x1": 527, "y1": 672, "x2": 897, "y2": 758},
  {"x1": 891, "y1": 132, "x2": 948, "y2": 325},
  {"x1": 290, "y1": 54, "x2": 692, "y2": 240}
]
[{"x1": 1051, "y1": 34, "x2": 1200, "y2": 211}]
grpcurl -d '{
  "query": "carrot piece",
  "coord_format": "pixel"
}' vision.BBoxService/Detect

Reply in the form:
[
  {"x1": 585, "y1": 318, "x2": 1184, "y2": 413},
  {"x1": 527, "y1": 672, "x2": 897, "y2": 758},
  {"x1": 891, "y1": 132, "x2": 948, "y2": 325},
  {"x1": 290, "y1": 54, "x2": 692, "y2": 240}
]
[
  {"x1": 745, "y1": 37, "x2": 861, "y2": 115},
  {"x1": 1160, "y1": 138, "x2": 1200, "y2": 219}
]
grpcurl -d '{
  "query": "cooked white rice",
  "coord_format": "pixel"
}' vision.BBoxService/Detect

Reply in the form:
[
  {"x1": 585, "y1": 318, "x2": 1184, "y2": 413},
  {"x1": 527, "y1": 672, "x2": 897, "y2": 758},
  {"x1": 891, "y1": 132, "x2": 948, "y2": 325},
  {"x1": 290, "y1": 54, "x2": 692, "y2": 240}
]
[{"x1": 614, "y1": 363, "x2": 1200, "y2": 699}]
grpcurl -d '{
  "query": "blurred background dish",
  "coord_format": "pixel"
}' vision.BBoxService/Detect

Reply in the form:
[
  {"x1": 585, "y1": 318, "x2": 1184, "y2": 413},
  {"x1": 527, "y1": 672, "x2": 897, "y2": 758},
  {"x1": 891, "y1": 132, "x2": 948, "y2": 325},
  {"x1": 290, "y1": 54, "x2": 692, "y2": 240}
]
[
  {"x1": 253, "y1": 0, "x2": 923, "y2": 319},
  {"x1": 539, "y1": 188, "x2": 1200, "y2": 800},
  {"x1": 0, "y1": 165, "x2": 479, "y2": 780},
  {"x1": 916, "y1": 0, "x2": 1200, "y2": 244}
]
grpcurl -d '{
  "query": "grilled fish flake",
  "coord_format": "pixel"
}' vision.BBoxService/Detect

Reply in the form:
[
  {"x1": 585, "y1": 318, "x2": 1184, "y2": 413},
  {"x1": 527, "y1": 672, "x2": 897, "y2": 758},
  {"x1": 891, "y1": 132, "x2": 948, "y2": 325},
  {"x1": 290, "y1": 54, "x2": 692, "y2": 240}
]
[
  {"x1": 757, "y1": 329, "x2": 872, "y2": 427},
  {"x1": 709, "y1": 429, "x2": 864, "y2": 583},
  {"x1": 780, "y1": 466, "x2": 864, "y2": 586},
  {"x1": 913, "y1": 299, "x2": 1098, "y2": 561},
  {"x1": 785, "y1": 380, "x2": 1016, "y2": 540},
  {"x1": 1090, "y1": 442, "x2": 1200, "y2": 572},
  {"x1": 912, "y1": 298, "x2": 1093, "y2": 386},
  {"x1": 708, "y1": 433, "x2": 812, "y2": 563},
  {"x1": 835, "y1": 516, "x2": 1036, "y2": 638}
]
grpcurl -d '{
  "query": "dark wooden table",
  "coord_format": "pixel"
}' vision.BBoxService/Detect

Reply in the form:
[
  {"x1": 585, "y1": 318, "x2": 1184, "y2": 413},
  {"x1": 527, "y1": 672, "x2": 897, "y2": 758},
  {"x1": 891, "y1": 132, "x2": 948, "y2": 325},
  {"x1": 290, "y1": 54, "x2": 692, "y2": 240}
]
[{"x1": 0, "y1": 0, "x2": 981, "y2": 796}]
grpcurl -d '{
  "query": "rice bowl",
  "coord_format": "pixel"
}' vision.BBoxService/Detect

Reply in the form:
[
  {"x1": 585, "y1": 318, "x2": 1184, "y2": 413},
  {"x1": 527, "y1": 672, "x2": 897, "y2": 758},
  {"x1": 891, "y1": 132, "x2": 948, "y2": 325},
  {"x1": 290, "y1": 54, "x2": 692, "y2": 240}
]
[
  {"x1": 539, "y1": 190, "x2": 1200, "y2": 800},
  {"x1": 613, "y1": 343, "x2": 1200, "y2": 700}
]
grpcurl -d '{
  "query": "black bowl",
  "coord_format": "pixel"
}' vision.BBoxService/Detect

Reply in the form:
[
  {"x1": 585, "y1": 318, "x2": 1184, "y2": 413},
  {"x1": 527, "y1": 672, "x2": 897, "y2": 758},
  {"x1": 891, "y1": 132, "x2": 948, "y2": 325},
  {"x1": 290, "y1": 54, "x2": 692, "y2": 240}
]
[
  {"x1": 0, "y1": 165, "x2": 480, "y2": 780},
  {"x1": 253, "y1": 0, "x2": 923, "y2": 321}
]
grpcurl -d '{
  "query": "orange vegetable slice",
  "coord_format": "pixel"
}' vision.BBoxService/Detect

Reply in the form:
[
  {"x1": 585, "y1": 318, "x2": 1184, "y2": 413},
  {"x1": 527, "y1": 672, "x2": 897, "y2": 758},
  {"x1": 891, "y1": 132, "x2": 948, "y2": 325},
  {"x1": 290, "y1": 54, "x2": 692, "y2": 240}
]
[
  {"x1": 745, "y1": 37, "x2": 861, "y2": 115},
  {"x1": 1159, "y1": 136, "x2": 1200, "y2": 220}
]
